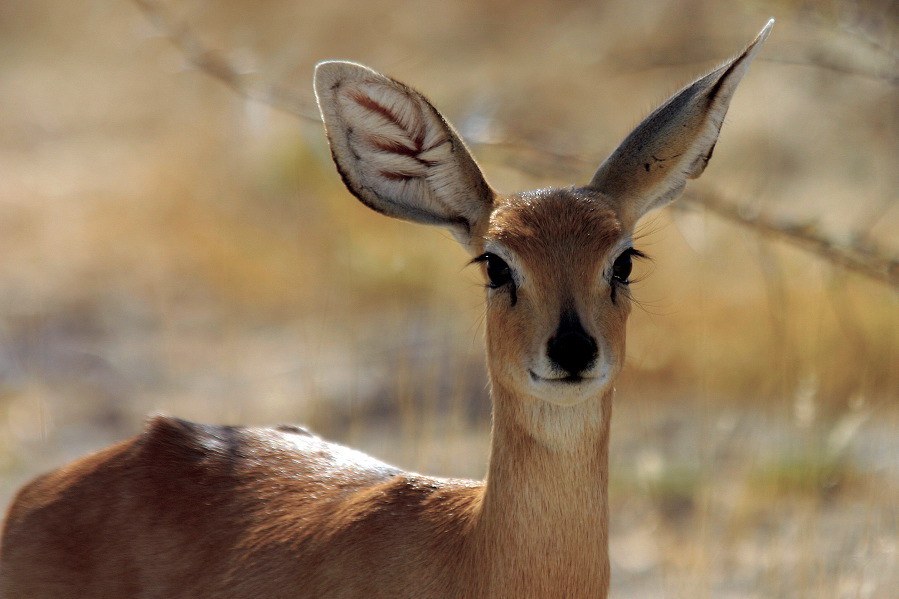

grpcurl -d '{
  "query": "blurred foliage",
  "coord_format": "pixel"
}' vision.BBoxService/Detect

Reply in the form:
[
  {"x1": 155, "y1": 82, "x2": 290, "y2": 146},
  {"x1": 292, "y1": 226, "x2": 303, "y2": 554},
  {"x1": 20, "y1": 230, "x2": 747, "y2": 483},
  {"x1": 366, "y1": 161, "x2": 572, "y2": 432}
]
[{"x1": 749, "y1": 452, "x2": 857, "y2": 497}]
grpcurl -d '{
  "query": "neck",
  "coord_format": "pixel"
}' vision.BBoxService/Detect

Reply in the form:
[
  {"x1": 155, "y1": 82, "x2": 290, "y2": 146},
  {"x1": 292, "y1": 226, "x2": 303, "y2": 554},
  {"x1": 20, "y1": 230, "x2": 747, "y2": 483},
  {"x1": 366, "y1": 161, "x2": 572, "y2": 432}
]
[{"x1": 470, "y1": 381, "x2": 613, "y2": 598}]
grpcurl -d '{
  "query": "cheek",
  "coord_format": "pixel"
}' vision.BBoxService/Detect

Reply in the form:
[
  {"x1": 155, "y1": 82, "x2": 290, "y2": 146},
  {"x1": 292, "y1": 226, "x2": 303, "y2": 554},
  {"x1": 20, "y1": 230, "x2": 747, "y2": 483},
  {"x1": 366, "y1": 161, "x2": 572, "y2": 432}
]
[
  {"x1": 593, "y1": 303, "x2": 630, "y2": 361},
  {"x1": 485, "y1": 299, "x2": 536, "y2": 367},
  {"x1": 610, "y1": 317, "x2": 628, "y2": 357}
]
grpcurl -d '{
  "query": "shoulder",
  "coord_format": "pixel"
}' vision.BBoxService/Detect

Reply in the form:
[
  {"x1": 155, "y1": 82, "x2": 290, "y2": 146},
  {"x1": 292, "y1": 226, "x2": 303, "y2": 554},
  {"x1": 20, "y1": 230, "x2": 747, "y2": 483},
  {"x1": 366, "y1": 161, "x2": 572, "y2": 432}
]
[{"x1": 133, "y1": 415, "x2": 405, "y2": 484}]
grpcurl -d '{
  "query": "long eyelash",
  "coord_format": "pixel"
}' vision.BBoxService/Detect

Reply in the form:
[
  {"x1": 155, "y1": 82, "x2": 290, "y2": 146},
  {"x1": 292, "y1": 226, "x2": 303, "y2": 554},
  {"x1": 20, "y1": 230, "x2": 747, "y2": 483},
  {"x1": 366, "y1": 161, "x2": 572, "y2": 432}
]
[
  {"x1": 611, "y1": 248, "x2": 650, "y2": 305},
  {"x1": 611, "y1": 248, "x2": 650, "y2": 280},
  {"x1": 628, "y1": 248, "x2": 649, "y2": 261},
  {"x1": 626, "y1": 248, "x2": 651, "y2": 284},
  {"x1": 470, "y1": 253, "x2": 517, "y2": 307}
]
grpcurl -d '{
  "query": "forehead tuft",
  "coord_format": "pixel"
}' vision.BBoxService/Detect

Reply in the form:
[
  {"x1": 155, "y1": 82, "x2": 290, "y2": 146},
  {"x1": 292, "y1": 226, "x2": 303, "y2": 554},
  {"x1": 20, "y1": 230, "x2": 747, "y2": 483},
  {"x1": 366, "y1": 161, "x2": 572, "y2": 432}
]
[{"x1": 487, "y1": 188, "x2": 623, "y2": 259}]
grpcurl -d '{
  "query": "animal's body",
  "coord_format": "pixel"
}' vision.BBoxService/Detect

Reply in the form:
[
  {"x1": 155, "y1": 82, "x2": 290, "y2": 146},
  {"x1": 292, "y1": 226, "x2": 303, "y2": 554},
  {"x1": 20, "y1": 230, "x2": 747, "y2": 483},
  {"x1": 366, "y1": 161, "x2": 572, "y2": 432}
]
[{"x1": 0, "y1": 20, "x2": 773, "y2": 599}]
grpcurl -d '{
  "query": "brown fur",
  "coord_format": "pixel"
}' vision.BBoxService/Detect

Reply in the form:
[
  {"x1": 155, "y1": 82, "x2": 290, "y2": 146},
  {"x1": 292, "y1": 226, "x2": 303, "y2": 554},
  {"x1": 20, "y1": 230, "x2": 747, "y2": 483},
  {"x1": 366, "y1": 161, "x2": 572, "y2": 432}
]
[
  {"x1": 1, "y1": 191, "x2": 622, "y2": 599},
  {"x1": 1, "y1": 190, "x2": 624, "y2": 599},
  {"x1": 0, "y1": 398, "x2": 609, "y2": 599},
  {"x1": 0, "y1": 22, "x2": 771, "y2": 597}
]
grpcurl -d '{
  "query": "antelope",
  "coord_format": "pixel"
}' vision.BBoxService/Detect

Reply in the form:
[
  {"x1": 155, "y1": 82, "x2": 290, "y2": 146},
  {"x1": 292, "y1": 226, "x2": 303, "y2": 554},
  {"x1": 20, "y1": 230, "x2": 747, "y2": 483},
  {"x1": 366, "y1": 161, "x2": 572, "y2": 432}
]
[{"x1": 0, "y1": 21, "x2": 772, "y2": 599}]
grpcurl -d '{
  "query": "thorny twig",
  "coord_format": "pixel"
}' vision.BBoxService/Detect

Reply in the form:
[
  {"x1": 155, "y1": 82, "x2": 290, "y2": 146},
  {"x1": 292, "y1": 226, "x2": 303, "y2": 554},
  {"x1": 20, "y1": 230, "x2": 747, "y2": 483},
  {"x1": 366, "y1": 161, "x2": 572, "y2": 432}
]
[
  {"x1": 133, "y1": 0, "x2": 321, "y2": 122},
  {"x1": 761, "y1": 55, "x2": 897, "y2": 86},
  {"x1": 677, "y1": 192, "x2": 898, "y2": 288},
  {"x1": 132, "y1": 0, "x2": 898, "y2": 290},
  {"x1": 481, "y1": 140, "x2": 898, "y2": 287}
]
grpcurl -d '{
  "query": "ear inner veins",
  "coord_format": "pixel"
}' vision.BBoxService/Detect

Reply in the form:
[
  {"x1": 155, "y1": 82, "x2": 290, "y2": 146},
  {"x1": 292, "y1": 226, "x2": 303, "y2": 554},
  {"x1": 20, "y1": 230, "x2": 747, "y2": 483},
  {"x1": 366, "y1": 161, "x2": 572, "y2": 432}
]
[
  {"x1": 349, "y1": 90, "x2": 422, "y2": 145},
  {"x1": 348, "y1": 90, "x2": 450, "y2": 182}
]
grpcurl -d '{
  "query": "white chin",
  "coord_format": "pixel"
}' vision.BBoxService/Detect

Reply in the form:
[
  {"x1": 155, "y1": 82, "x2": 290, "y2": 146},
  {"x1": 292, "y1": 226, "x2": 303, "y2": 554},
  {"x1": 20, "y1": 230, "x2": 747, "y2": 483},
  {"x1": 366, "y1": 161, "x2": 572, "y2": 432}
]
[{"x1": 527, "y1": 372, "x2": 610, "y2": 406}]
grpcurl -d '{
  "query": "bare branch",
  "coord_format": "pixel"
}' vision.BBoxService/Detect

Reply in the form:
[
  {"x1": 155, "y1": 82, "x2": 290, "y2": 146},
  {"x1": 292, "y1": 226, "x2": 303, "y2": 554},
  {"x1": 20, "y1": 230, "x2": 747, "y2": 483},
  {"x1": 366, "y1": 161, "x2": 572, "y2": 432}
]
[
  {"x1": 608, "y1": 24, "x2": 898, "y2": 86},
  {"x1": 677, "y1": 191, "x2": 899, "y2": 288},
  {"x1": 610, "y1": 47, "x2": 898, "y2": 87},
  {"x1": 132, "y1": 0, "x2": 321, "y2": 122},
  {"x1": 761, "y1": 54, "x2": 898, "y2": 87},
  {"x1": 131, "y1": 0, "x2": 898, "y2": 289}
]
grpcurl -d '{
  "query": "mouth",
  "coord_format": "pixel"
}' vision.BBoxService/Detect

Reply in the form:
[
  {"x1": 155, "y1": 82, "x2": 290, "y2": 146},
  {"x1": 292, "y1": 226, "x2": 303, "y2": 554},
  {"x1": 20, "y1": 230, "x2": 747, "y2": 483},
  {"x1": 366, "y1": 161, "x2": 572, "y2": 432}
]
[{"x1": 529, "y1": 371, "x2": 593, "y2": 385}]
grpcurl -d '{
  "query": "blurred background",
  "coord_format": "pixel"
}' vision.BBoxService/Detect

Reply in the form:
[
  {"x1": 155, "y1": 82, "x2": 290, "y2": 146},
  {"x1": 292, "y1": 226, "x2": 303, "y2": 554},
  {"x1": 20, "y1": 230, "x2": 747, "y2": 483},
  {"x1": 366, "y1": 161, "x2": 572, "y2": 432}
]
[{"x1": 0, "y1": 0, "x2": 896, "y2": 597}]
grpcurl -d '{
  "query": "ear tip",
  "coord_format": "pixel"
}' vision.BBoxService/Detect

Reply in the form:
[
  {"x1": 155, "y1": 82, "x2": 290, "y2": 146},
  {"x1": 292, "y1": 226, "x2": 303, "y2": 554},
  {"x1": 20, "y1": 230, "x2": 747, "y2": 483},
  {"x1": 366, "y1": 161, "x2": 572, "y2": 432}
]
[
  {"x1": 753, "y1": 18, "x2": 775, "y2": 47},
  {"x1": 313, "y1": 60, "x2": 377, "y2": 93},
  {"x1": 730, "y1": 18, "x2": 774, "y2": 71}
]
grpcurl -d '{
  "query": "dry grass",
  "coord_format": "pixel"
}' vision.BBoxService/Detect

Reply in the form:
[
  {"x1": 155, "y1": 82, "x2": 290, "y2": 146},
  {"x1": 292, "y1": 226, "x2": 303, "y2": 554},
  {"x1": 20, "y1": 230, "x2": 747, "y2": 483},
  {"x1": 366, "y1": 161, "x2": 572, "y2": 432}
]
[{"x1": 0, "y1": 0, "x2": 896, "y2": 597}]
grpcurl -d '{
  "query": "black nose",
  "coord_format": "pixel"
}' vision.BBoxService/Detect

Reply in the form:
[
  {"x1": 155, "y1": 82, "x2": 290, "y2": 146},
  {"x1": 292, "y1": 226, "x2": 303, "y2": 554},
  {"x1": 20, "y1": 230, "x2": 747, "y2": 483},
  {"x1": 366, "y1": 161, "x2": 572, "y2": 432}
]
[{"x1": 547, "y1": 311, "x2": 597, "y2": 376}]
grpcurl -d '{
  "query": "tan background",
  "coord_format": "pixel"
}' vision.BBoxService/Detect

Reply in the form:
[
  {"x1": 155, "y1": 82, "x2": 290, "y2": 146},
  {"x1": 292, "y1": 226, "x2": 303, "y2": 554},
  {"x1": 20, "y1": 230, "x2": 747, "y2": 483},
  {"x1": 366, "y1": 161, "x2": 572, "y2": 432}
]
[{"x1": 0, "y1": 1, "x2": 896, "y2": 597}]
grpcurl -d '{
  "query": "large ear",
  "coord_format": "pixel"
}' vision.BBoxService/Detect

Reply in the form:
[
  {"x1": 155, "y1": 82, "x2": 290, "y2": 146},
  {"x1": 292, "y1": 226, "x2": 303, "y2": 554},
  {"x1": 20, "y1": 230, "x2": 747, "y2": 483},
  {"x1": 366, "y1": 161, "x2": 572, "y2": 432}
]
[
  {"x1": 314, "y1": 61, "x2": 495, "y2": 252},
  {"x1": 588, "y1": 20, "x2": 773, "y2": 228}
]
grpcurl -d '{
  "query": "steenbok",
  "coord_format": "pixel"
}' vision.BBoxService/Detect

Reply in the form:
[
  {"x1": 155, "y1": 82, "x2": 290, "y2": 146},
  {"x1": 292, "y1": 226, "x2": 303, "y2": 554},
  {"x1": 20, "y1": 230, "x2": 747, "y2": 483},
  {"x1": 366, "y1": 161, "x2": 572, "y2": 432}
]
[{"x1": 0, "y1": 20, "x2": 773, "y2": 599}]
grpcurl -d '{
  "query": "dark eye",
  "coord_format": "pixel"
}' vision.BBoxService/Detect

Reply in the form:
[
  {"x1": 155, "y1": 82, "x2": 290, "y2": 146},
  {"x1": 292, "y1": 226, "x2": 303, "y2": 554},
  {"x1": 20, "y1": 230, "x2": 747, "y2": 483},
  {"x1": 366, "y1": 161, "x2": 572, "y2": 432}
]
[
  {"x1": 483, "y1": 253, "x2": 513, "y2": 288},
  {"x1": 611, "y1": 251, "x2": 633, "y2": 285},
  {"x1": 611, "y1": 248, "x2": 641, "y2": 285}
]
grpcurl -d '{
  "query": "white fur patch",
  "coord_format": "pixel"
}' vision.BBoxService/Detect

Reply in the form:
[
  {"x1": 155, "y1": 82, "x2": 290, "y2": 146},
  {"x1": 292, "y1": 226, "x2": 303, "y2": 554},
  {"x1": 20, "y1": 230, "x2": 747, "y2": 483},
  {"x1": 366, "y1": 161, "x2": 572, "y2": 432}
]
[{"x1": 316, "y1": 61, "x2": 490, "y2": 237}]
